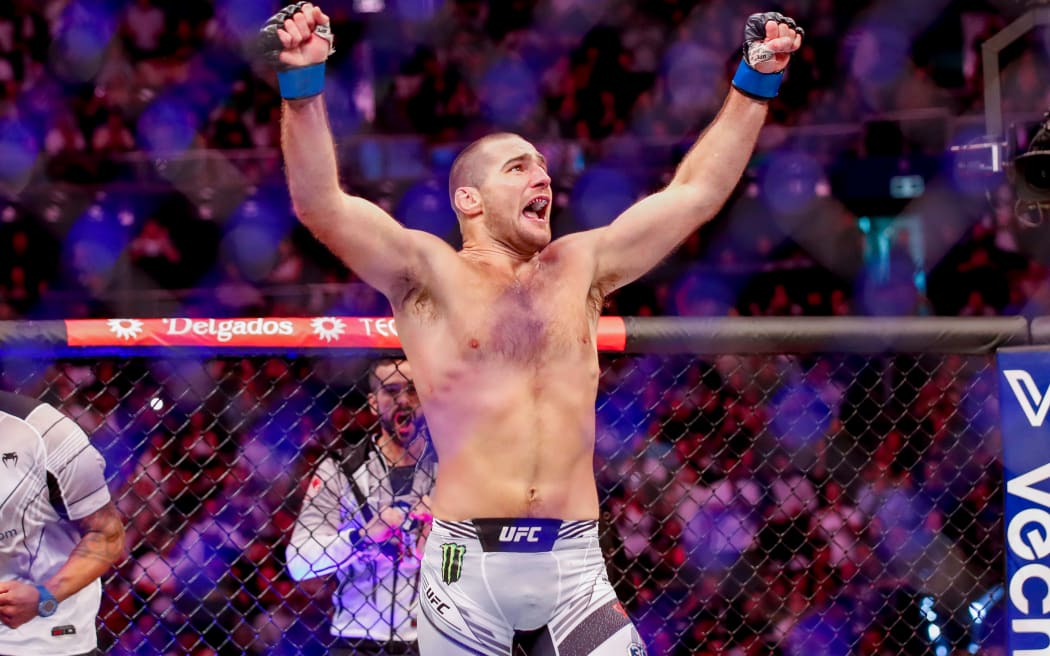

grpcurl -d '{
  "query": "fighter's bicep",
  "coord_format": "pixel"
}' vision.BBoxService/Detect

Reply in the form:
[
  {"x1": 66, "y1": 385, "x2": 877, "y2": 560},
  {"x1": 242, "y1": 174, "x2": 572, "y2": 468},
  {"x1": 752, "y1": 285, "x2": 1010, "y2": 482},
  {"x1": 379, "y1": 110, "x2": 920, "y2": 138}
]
[
  {"x1": 595, "y1": 186, "x2": 714, "y2": 290},
  {"x1": 307, "y1": 196, "x2": 446, "y2": 298}
]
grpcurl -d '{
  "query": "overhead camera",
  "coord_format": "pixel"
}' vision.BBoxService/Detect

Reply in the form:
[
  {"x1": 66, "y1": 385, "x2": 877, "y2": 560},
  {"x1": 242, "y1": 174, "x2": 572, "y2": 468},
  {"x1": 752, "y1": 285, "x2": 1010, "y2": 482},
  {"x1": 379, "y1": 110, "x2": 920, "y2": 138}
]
[
  {"x1": 1015, "y1": 151, "x2": 1050, "y2": 200},
  {"x1": 952, "y1": 2, "x2": 1050, "y2": 226},
  {"x1": 1012, "y1": 113, "x2": 1050, "y2": 201},
  {"x1": 950, "y1": 117, "x2": 1049, "y2": 226},
  {"x1": 1005, "y1": 113, "x2": 1050, "y2": 226}
]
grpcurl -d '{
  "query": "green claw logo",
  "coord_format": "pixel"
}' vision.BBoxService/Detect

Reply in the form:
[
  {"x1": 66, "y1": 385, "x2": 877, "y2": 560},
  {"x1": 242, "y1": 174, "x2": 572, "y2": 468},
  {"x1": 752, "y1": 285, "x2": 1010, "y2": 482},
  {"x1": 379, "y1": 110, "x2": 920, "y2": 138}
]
[{"x1": 439, "y1": 543, "x2": 466, "y2": 584}]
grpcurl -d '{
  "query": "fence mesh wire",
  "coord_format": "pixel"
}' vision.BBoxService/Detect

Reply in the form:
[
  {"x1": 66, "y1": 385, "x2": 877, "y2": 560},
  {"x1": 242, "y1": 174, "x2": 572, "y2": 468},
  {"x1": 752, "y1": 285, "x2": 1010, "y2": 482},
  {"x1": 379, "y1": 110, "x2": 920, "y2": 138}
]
[{"x1": 1, "y1": 351, "x2": 1004, "y2": 655}]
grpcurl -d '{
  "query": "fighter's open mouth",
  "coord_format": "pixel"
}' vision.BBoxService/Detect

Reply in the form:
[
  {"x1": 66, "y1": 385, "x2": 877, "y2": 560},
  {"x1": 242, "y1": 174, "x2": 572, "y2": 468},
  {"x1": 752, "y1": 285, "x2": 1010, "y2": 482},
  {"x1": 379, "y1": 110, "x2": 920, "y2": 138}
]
[{"x1": 523, "y1": 197, "x2": 550, "y2": 221}]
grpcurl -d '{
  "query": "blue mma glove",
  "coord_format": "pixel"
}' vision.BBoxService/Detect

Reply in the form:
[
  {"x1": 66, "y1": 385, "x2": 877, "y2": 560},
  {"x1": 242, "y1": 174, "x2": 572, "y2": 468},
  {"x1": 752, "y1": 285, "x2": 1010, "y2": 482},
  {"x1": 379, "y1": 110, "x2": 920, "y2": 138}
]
[{"x1": 258, "y1": 2, "x2": 335, "y2": 99}]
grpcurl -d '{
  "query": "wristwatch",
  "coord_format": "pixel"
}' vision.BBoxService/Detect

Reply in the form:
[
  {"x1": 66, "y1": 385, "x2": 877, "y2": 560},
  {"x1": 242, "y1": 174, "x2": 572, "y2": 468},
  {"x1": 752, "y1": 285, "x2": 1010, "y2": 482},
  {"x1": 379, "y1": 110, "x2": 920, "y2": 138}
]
[{"x1": 34, "y1": 584, "x2": 58, "y2": 617}]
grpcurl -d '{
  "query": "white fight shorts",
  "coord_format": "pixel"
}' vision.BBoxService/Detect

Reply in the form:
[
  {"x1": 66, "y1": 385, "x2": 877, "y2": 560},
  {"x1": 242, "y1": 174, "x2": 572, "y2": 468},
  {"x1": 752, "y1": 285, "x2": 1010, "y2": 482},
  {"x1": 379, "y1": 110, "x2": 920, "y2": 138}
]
[{"x1": 417, "y1": 518, "x2": 646, "y2": 656}]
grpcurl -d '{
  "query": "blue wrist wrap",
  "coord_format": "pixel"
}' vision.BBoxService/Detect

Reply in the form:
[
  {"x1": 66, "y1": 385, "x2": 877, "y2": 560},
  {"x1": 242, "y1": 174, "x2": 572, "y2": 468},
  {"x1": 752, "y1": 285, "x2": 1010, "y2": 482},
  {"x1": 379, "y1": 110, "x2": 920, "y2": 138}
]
[
  {"x1": 277, "y1": 63, "x2": 326, "y2": 100},
  {"x1": 731, "y1": 58, "x2": 783, "y2": 100}
]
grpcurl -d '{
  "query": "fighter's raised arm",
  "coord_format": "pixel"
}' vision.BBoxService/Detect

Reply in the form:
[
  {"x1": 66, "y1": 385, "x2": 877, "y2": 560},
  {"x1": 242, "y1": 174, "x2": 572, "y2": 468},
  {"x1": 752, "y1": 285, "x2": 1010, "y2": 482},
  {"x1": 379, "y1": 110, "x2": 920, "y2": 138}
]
[
  {"x1": 261, "y1": 3, "x2": 446, "y2": 300},
  {"x1": 590, "y1": 13, "x2": 804, "y2": 293}
]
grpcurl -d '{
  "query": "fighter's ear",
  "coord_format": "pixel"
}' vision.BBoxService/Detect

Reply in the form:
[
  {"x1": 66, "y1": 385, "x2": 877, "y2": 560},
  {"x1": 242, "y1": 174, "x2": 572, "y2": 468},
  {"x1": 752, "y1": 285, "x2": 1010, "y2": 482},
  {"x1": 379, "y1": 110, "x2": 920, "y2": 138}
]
[{"x1": 453, "y1": 186, "x2": 482, "y2": 218}]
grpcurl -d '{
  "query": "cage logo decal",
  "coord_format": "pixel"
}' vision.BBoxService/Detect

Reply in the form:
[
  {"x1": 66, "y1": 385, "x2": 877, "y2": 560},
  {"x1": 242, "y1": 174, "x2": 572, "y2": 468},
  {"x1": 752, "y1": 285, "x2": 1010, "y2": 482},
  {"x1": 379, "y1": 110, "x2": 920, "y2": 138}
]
[
  {"x1": 106, "y1": 318, "x2": 144, "y2": 341},
  {"x1": 440, "y1": 543, "x2": 466, "y2": 584},
  {"x1": 1, "y1": 452, "x2": 15, "y2": 467},
  {"x1": 1004, "y1": 370, "x2": 1050, "y2": 427},
  {"x1": 310, "y1": 317, "x2": 347, "y2": 343}
]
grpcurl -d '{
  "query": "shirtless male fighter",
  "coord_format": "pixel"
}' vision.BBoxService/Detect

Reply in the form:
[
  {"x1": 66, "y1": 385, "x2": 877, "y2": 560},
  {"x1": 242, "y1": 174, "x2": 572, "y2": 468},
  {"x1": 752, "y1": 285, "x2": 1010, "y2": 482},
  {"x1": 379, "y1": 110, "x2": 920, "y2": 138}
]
[{"x1": 261, "y1": 5, "x2": 802, "y2": 653}]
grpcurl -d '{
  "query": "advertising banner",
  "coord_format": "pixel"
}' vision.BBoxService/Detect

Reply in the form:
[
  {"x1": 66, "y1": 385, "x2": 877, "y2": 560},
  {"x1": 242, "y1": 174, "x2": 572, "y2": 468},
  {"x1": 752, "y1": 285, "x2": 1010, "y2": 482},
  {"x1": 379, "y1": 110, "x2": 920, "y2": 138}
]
[
  {"x1": 998, "y1": 349, "x2": 1050, "y2": 654},
  {"x1": 61, "y1": 316, "x2": 629, "y2": 351}
]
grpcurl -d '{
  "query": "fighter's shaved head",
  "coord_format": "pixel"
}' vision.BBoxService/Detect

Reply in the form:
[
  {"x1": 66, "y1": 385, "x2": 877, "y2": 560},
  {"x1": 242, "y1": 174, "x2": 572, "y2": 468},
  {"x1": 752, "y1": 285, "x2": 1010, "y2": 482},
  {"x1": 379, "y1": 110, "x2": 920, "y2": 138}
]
[{"x1": 448, "y1": 132, "x2": 520, "y2": 215}]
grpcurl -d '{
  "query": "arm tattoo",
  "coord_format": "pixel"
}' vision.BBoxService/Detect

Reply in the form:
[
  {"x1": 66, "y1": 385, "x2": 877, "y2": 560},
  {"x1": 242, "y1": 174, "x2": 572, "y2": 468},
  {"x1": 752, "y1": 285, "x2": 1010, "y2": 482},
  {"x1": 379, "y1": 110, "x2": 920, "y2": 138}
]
[{"x1": 71, "y1": 503, "x2": 127, "y2": 566}]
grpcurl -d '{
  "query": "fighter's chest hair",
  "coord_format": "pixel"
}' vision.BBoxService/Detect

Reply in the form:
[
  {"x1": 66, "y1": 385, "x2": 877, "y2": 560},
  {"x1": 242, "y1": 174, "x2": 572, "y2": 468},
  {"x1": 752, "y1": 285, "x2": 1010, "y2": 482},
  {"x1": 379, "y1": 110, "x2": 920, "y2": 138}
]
[{"x1": 398, "y1": 246, "x2": 603, "y2": 358}]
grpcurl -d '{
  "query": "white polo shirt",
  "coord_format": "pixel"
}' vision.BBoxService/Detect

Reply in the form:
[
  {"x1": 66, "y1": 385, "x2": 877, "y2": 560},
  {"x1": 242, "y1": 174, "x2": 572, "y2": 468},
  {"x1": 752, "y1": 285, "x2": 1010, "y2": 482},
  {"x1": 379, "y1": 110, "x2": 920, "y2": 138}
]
[{"x1": 0, "y1": 396, "x2": 111, "y2": 656}]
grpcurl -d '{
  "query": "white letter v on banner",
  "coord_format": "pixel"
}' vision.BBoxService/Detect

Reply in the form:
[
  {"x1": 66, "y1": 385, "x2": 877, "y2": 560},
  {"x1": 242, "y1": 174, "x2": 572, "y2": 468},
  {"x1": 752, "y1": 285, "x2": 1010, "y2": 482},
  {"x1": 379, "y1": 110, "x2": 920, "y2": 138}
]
[{"x1": 1005, "y1": 370, "x2": 1050, "y2": 427}]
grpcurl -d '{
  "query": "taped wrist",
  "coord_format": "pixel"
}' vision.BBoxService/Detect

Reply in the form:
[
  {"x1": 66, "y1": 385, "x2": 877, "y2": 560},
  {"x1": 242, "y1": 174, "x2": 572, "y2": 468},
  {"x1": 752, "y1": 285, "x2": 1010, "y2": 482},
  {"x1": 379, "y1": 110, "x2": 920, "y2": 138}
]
[
  {"x1": 278, "y1": 62, "x2": 325, "y2": 100},
  {"x1": 731, "y1": 58, "x2": 783, "y2": 101}
]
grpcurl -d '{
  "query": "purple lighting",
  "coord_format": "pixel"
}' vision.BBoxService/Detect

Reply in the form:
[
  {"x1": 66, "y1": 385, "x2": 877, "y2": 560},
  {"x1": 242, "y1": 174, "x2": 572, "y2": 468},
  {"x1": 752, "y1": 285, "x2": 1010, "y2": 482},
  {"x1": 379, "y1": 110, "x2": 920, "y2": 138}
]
[
  {"x1": 570, "y1": 166, "x2": 638, "y2": 230},
  {"x1": 760, "y1": 151, "x2": 823, "y2": 216},
  {"x1": 479, "y1": 57, "x2": 540, "y2": 128},
  {"x1": 846, "y1": 23, "x2": 909, "y2": 86},
  {"x1": 50, "y1": 0, "x2": 119, "y2": 83},
  {"x1": 137, "y1": 99, "x2": 201, "y2": 158},
  {"x1": 0, "y1": 119, "x2": 39, "y2": 192}
]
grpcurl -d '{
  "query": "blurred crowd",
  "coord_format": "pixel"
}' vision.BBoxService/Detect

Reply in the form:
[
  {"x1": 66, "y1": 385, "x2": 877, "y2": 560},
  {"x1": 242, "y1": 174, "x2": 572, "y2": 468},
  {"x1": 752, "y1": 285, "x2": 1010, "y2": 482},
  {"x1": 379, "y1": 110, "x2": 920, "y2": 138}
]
[
  {"x1": 0, "y1": 0, "x2": 1047, "y2": 321},
  {"x1": 596, "y1": 352, "x2": 1003, "y2": 655},
  {"x1": 5, "y1": 349, "x2": 1003, "y2": 656}
]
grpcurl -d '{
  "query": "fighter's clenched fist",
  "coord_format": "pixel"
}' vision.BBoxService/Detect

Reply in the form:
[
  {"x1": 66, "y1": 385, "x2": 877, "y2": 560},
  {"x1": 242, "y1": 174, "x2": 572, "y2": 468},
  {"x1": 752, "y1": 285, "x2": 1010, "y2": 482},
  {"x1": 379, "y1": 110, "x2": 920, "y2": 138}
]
[
  {"x1": 731, "y1": 11, "x2": 804, "y2": 100},
  {"x1": 743, "y1": 12, "x2": 803, "y2": 74},
  {"x1": 258, "y1": 2, "x2": 334, "y2": 98}
]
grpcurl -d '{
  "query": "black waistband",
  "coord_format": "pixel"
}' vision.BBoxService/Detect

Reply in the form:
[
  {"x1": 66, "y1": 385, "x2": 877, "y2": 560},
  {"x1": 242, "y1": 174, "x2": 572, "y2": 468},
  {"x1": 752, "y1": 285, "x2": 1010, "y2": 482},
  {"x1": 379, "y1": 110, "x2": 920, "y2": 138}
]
[{"x1": 434, "y1": 518, "x2": 598, "y2": 553}]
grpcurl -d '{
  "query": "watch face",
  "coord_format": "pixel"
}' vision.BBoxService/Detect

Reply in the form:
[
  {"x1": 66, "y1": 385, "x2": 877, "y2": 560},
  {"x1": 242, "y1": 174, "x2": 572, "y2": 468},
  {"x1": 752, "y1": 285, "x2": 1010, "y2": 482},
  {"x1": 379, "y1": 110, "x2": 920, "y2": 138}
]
[{"x1": 39, "y1": 598, "x2": 58, "y2": 617}]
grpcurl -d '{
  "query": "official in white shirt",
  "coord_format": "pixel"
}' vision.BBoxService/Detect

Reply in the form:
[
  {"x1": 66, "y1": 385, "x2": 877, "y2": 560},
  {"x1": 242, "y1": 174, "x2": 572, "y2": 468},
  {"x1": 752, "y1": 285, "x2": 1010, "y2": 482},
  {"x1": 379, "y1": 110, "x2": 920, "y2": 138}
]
[{"x1": 0, "y1": 392, "x2": 126, "y2": 656}]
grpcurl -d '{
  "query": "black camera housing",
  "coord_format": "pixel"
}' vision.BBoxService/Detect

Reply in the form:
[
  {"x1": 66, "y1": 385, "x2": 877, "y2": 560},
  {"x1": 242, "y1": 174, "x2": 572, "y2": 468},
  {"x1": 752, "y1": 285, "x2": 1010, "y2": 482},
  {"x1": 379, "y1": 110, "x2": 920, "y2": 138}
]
[
  {"x1": 1009, "y1": 115, "x2": 1050, "y2": 202},
  {"x1": 1013, "y1": 149, "x2": 1050, "y2": 201}
]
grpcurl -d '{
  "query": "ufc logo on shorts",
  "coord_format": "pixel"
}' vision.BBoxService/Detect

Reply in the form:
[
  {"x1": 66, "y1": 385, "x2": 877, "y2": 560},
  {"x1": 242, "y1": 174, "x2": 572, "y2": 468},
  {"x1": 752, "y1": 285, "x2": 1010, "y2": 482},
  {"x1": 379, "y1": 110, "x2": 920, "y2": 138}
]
[
  {"x1": 498, "y1": 526, "x2": 542, "y2": 543},
  {"x1": 1004, "y1": 370, "x2": 1050, "y2": 427}
]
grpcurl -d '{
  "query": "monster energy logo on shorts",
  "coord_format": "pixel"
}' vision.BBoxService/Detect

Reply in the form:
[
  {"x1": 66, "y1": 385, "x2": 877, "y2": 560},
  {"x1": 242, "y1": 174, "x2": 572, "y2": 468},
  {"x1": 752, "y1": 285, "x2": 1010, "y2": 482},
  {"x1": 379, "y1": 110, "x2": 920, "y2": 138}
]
[{"x1": 440, "y1": 543, "x2": 466, "y2": 584}]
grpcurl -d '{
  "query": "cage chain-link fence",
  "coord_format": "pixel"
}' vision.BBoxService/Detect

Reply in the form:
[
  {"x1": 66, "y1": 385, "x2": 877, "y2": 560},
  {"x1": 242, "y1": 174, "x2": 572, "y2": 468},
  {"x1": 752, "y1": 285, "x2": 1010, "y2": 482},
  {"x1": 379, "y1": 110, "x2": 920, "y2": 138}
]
[{"x1": 2, "y1": 351, "x2": 1003, "y2": 655}]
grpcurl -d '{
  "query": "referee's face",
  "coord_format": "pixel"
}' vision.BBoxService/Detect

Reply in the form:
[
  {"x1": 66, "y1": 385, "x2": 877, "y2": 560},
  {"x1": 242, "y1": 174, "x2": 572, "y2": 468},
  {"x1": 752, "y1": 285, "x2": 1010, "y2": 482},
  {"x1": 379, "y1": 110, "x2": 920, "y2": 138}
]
[{"x1": 369, "y1": 361, "x2": 422, "y2": 453}]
